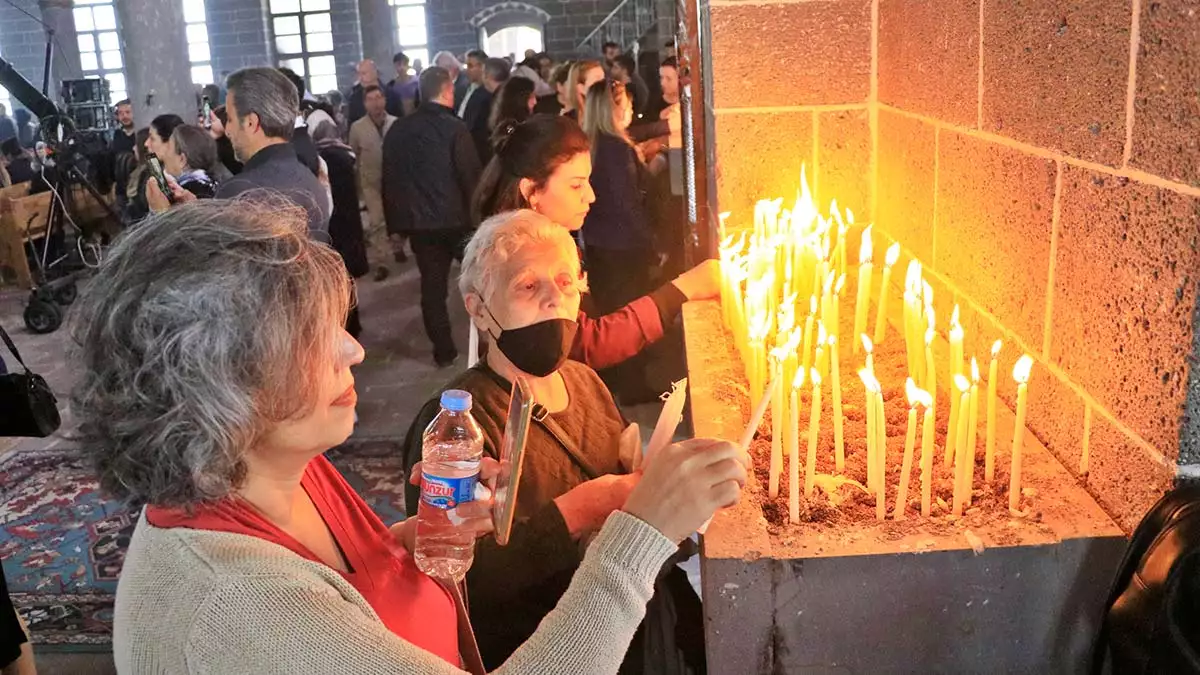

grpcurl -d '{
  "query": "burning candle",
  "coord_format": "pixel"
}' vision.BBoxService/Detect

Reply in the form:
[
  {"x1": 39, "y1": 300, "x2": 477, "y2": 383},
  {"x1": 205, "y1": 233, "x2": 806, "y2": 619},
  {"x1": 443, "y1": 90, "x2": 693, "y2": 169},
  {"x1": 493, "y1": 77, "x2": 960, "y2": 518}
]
[
  {"x1": 830, "y1": 335, "x2": 845, "y2": 472},
  {"x1": 949, "y1": 305, "x2": 964, "y2": 383},
  {"x1": 789, "y1": 369, "x2": 804, "y2": 523},
  {"x1": 853, "y1": 226, "x2": 873, "y2": 354},
  {"x1": 814, "y1": 324, "x2": 828, "y2": 379},
  {"x1": 805, "y1": 369, "x2": 823, "y2": 498},
  {"x1": 800, "y1": 297, "x2": 816, "y2": 380},
  {"x1": 874, "y1": 384, "x2": 887, "y2": 520},
  {"x1": 769, "y1": 351, "x2": 785, "y2": 499},
  {"x1": 738, "y1": 376, "x2": 778, "y2": 456},
  {"x1": 920, "y1": 390, "x2": 935, "y2": 517},
  {"x1": 985, "y1": 340, "x2": 1002, "y2": 481},
  {"x1": 895, "y1": 379, "x2": 924, "y2": 520},
  {"x1": 859, "y1": 368, "x2": 877, "y2": 492},
  {"x1": 862, "y1": 334, "x2": 875, "y2": 376},
  {"x1": 1009, "y1": 355, "x2": 1034, "y2": 513},
  {"x1": 963, "y1": 358, "x2": 981, "y2": 508},
  {"x1": 951, "y1": 374, "x2": 971, "y2": 517},
  {"x1": 873, "y1": 243, "x2": 901, "y2": 344}
]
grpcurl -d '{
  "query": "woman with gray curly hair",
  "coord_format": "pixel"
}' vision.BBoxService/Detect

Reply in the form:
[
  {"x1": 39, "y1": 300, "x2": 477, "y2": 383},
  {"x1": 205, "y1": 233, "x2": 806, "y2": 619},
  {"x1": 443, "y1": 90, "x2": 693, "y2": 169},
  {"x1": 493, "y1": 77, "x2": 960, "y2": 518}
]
[{"x1": 72, "y1": 198, "x2": 745, "y2": 674}]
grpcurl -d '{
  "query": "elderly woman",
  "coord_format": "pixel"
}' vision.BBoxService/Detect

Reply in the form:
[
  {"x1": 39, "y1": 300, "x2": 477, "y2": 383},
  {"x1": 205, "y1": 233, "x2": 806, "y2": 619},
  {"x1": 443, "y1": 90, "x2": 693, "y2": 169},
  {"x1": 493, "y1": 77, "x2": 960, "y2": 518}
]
[
  {"x1": 73, "y1": 199, "x2": 744, "y2": 674},
  {"x1": 403, "y1": 209, "x2": 712, "y2": 672}
]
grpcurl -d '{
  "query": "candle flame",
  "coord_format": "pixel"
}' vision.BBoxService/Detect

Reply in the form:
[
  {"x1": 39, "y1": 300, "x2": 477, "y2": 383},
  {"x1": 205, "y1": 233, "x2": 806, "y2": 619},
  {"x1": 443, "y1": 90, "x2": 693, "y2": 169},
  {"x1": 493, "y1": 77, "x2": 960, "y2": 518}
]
[
  {"x1": 905, "y1": 377, "x2": 920, "y2": 405},
  {"x1": 792, "y1": 365, "x2": 807, "y2": 390},
  {"x1": 824, "y1": 272, "x2": 835, "y2": 296},
  {"x1": 991, "y1": 340, "x2": 1003, "y2": 358},
  {"x1": 923, "y1": 282, "x2": 933, "y2": 306},
  {"x1": 861, "y1": 334, "x2": 873, "y2": 354},
  {"x1": 951, "y1": 304, "x2": 961, "y2": 327},
  {"x1": 914, "y1": 388, "x2": 934, "y2": 408},
  {"x1": 835, "y1": 274, "x2": 846, "y2": 295},
  {"x1": 954, "y1": 374, "x2": 970, "y2": 393},
  {"x1": 925, "y1": 328, "x2": 934, "y2": 345},
  {"x1": 1013, "y1": 355, "x2": 1034, "y2": 384},
  {"x1": 809, "y1": 296, "x2": 817, "y2": 314},
  {"x1": 858, "y1": 368, "x2": 879, "y2": 392},
  {"x1": 810, "y1": 369, "x2": 822, "y2": 387},
  {"x1": 884, "y1": 242, "x2": 900, "y2": 267},
  {"x1": 905, "y1": 260, "x2": 922, "y2": 289},
  {"x1": 926, "y1": 307, "x2": 936, "y2": 332},
  {"x1": 859, "y1": 226, "x2": 873, "y2": 264},
  {"x1": 846, "y1": 208, "x2": 855, "y2": 225},
  {"x1": 971, "y1": 357, "x2": 980, "y2": 382},
  {"x1": 828, "y1": 334, "x2": 837, "y2": 347},
  {"x1": 817, "y1": 322, "x2": 827, "y2": 344}
]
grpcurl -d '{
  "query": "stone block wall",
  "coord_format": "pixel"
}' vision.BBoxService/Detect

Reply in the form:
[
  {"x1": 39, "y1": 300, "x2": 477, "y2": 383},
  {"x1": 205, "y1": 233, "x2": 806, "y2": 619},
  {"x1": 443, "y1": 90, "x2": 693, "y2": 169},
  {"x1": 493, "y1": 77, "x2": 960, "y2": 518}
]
[{"x1": 709, "y1": 0, "x2": 1200, "y2": 532}]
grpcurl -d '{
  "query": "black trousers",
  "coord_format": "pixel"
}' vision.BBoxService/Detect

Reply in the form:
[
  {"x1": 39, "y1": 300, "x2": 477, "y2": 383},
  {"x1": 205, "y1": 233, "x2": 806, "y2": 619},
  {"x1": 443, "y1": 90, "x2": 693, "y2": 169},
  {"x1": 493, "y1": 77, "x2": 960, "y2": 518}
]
[
  {"x1": 0, "y1": 567, "x2": 27, "y2": 668},
  {"x1": 410, "y1": 229, "x2": 468, "y2": 363}
]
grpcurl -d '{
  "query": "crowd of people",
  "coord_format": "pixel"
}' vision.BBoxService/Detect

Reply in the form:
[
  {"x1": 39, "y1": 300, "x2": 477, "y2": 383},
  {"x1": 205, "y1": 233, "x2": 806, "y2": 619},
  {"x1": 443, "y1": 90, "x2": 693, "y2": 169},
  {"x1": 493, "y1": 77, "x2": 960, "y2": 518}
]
[{"x1": 0, "y1": 41, "x2": 736, "y2": 675}]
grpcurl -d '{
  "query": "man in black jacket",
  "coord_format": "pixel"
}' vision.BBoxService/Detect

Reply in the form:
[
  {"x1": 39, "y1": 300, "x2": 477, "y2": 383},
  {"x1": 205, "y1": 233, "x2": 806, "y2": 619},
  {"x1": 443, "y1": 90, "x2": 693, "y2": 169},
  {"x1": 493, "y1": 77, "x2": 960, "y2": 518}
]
[
  {"x1": 461, "y1": 57, "x2": 508, "y2": 164},
  {"x1": 216, "y1": 67, "x2": 330, "y2": 237},
  {"x1": 382, "y1": 66, "x2": 482, "y2": 367}
]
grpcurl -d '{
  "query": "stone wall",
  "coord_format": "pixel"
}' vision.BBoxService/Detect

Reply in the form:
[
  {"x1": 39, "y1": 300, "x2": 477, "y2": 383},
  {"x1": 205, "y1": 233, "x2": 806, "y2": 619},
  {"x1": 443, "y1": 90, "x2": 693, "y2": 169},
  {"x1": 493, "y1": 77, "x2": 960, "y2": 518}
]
[{"x1": 708, "y1": 0, "x2": 1200, "y2": 532}]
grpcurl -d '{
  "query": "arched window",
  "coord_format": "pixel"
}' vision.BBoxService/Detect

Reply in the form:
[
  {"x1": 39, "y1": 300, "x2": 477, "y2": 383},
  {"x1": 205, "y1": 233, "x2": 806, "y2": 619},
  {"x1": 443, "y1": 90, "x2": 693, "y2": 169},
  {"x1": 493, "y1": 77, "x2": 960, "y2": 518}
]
[
  {"x1": 484, "y1": 25, "x2": 542, "y2": 60},
  {"x1": 470, "y1": 3, "x2": 549, "y2": 60}
]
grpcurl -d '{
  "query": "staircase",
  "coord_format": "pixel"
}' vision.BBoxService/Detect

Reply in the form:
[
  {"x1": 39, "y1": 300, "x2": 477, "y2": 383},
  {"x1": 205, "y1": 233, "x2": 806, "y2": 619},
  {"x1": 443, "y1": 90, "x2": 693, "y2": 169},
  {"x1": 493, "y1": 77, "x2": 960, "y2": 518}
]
[{"x1": 576, "y1": 0, "x2": 660, "y2": 56}]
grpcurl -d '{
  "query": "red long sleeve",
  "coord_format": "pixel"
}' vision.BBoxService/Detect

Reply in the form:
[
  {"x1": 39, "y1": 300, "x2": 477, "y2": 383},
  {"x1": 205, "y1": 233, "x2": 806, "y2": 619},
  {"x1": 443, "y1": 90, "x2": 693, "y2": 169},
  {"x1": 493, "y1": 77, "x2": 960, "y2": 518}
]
[{"x1": 571, "y1": 282, "x2": 688, "y2": 369}]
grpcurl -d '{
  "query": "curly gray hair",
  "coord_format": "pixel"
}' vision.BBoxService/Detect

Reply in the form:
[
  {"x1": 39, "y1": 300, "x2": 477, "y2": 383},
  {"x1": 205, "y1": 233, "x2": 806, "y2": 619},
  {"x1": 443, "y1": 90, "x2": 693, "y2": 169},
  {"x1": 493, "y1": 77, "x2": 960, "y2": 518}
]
[
  {"x1": 71, "y1": 197, "x2": 350, "y2": 507},
  {"x1": 458, "y1": 209, "x2": 583, "y2": 303}
]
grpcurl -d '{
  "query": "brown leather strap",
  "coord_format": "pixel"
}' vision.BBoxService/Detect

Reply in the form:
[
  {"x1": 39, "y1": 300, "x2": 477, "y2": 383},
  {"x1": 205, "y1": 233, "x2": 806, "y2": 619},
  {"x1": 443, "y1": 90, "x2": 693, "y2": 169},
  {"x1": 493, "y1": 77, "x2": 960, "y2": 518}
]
[{"x1": 439, "y1": 579, "x2": 486, "y2": 675}]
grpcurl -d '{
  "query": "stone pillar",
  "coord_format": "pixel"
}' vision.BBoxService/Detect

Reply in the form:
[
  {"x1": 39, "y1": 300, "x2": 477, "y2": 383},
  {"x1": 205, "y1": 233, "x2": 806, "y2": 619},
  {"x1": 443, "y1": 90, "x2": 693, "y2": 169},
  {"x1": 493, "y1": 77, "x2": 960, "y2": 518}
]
[
  {"x1": 37, "y1": 0, "x2": 82, "y2": 102},
  {"x1": 358, "y1": 0, "x2": 394, "y2": 72},
  {"x1": 114, "y1": 0, "x2": 196, "y2": 126}
]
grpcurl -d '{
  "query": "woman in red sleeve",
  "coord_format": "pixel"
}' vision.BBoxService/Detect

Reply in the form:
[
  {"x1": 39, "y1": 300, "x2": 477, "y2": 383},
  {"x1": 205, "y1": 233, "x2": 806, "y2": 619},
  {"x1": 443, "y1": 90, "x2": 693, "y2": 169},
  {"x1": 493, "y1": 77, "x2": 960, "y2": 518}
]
[{"x1": 473, "y1": 114, "x2": 721, "y2": 372}]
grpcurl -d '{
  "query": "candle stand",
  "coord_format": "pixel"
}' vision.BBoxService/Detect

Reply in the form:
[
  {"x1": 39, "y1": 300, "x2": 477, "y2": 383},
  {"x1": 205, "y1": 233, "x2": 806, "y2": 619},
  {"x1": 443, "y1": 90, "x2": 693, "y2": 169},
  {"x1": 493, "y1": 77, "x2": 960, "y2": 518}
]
[{"x1": 686, "y1": 300, "x2": 1126, "y2": 673}]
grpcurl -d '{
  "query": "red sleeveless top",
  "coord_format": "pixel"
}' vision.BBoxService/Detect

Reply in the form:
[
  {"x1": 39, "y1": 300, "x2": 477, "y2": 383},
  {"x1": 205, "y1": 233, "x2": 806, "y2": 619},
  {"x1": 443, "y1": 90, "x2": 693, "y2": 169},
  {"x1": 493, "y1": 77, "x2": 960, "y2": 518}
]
[{"x1": 146, "y1": 455, "x2": 459, "y2": 665}]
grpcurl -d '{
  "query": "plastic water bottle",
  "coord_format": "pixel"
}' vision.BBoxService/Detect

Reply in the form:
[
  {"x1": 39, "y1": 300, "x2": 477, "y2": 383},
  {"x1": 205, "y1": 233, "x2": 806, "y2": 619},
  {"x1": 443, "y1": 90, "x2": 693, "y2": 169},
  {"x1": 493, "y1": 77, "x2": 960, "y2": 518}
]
[{"x1": 414, "y1": 389, "x2": 485, "y2": 581}]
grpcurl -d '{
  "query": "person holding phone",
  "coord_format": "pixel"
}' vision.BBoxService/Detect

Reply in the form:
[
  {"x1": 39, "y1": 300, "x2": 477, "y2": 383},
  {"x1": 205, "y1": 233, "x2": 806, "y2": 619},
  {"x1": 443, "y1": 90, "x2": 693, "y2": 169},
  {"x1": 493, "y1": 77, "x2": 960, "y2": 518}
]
[
  {"x1": 71, "y1": 198, "x2": 746, "y2": 674},
  {"x1": 146, "y1": 125, "x2": 225, "y2": 211}
]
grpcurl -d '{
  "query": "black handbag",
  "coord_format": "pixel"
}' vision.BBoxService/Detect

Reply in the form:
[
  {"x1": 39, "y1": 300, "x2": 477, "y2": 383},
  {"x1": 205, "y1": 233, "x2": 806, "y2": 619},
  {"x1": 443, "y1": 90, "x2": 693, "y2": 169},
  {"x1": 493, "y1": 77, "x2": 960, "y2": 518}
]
[
  {"x1": 1092, "y1": 484, "x2": 1200, "y2": 674},
  {"x1": 0, "y1": 322, "x2": 61, "y2": 438}
]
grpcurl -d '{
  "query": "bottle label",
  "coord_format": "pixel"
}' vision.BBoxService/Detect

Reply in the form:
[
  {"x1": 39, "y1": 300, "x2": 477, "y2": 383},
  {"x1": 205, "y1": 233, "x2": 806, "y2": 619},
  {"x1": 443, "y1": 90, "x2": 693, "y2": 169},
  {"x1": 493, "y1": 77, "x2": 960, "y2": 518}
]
[{"x1": 420, "y1": 472, "x2": 479, "y2": 510}]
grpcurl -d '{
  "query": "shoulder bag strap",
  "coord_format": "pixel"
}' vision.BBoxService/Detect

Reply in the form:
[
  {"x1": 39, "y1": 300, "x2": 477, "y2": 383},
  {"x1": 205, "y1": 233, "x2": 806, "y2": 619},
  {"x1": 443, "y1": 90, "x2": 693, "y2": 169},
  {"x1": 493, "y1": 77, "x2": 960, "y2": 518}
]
[
  {"x1": 0, "y1": 323, "x2": 30, "y2": 373},
  {"x1": 438, "y1": 579, "x2": 486, "y2": 675},
  {"x1": 475, "y1": 365, "x2": 603, "y2": 481}
]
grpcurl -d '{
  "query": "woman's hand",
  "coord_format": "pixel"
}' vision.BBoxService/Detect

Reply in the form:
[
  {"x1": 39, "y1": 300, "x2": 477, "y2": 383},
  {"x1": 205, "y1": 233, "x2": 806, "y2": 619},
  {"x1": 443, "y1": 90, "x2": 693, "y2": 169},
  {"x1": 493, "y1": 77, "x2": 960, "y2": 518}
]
[
  {"x1": 146, "y1": 175, "x2": 195, "y2": 213},
  {"x1": 671, "y1": 258, "x2": 722, "y2": 301},
  {"x1": 390, "y1": 458, "x2": 501, "y2": 553},
  {"x1": 554, "y1": 474, "x2": 641, "y2": 539},
  {"x1": 622, "y1": 438, "x2": 747, "y2": 544}
]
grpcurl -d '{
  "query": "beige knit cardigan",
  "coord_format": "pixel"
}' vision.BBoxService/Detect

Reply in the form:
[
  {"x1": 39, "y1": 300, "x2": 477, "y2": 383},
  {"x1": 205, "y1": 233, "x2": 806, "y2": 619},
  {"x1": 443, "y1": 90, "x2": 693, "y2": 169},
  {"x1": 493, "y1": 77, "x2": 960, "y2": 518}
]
[{"x1": 113, "y1": 509, "x2": 677, "y2": 674}]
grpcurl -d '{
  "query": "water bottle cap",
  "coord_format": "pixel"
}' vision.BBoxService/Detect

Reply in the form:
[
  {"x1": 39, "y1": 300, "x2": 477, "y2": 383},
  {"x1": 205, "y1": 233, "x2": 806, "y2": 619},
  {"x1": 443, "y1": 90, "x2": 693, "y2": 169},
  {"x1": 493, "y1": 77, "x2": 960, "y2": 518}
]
[{"x1": 440, "y1": 389, "x2": 473, "y2": 412}]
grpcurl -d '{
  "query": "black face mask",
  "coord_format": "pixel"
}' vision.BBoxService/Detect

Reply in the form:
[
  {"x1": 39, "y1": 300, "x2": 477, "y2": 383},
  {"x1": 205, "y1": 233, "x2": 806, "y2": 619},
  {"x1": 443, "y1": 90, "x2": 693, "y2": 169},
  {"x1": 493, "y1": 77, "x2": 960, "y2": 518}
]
[{"x1": 484, "y1": 306, "x2": 579, "y2": 377}]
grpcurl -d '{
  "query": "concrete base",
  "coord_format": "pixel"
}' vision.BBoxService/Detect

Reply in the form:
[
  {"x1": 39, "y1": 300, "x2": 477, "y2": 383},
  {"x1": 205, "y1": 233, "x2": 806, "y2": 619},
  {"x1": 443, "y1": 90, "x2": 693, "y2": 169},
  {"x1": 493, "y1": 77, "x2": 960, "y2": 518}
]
[{"x1": 684, "y1": 300, "x2": 1127, "y2": 674}]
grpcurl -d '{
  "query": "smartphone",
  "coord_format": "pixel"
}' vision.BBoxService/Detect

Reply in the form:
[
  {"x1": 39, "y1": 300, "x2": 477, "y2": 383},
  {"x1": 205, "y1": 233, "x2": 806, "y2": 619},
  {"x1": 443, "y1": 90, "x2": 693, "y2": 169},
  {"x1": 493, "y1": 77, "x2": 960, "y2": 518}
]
[
  {"x1": 147, "y1": 155, "x2": 174, "y2": 204},
  {"x1": 201, "y1": 96, "x2": 213, "y2": 130},
  {"x1": 491, "y1": 377, "x2": 533, "y2": 546}
]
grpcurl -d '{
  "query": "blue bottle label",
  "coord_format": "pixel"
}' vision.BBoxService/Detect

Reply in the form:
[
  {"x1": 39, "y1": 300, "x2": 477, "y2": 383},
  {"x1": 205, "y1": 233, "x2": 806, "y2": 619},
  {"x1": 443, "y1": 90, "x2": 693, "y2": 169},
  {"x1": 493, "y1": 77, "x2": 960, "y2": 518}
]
[{"x1": 420, "y1": 473, "x2": 479, "y2": 510}]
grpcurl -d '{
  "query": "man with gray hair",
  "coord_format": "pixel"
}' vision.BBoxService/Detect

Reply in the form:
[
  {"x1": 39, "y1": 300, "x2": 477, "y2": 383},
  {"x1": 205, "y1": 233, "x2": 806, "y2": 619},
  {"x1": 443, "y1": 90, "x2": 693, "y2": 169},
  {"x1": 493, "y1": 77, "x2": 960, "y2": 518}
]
[
  {"x1": 433, "y1": 50, "x2": 470, "y2": 110},
  {"x1": 381, "y1": 66, "x2": 481, "y2": 367},
  {"x1": 216, "y1": 67, "x2": 330, "y2": 237}
]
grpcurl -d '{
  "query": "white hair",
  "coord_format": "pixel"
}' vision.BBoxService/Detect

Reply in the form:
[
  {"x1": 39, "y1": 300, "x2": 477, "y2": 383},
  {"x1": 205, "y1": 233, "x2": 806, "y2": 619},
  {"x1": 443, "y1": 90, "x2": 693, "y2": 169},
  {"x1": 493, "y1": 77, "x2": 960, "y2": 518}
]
[
  {"x1": 433, "y1": 50, "x2": 462, "y2": 73},
  {"x1": 459, "y1": 209, "x2": 582, "y2": 302}
]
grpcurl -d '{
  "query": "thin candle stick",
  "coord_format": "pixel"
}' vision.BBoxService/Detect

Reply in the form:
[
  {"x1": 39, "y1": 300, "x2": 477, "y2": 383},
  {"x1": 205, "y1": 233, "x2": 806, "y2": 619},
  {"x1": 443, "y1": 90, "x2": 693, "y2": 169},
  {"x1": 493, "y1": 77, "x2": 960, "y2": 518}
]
[
  {"x1": 738, "y1": 376, "x2": 779, "y2": 455},
  {"x1": 1009, "y1": 356, "x2": 1034, "y2": 513},
  {"x1": 985, "y1": 340, "x2": 1002, "y2": 481},
  {"x1": 830, "y1": 335, "x2": 845, "y2": 472},
  {"x1": 805, "y1": 370, "x2": 823, "y2": 498},
  {"x1": 873, "y1": 243, "x2": 901, "y2": 344}
]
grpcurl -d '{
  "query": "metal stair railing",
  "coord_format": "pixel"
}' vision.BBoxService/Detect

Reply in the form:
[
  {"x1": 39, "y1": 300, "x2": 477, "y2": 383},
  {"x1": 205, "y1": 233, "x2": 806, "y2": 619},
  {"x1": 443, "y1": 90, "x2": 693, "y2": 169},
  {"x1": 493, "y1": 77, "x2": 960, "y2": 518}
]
[{"x1": 576, "y1": 0, "x2": 658, "y2": 56}]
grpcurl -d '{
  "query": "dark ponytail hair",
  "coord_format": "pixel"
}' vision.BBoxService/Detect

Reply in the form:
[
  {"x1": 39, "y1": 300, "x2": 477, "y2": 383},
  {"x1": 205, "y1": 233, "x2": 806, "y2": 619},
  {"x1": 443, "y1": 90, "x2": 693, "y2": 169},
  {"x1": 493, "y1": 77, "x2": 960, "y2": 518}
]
[{"x1": 471, "y1": 114, "x2": 590, "y2": 224}]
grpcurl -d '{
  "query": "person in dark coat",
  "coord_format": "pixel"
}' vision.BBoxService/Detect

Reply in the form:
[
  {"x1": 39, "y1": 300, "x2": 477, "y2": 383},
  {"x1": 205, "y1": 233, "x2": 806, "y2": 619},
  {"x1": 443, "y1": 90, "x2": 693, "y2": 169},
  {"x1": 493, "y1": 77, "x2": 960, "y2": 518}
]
[
  {"x1": 346, "y1": 59, "x2": 400, "y2": 126},
  {"x1": 312, "y1": 120, "x2": 369, "y2": 337},
  {"x1": 459, "y1": 52, "x2": 500, "y2": 165},
  {"x1": 381, "y1": 66, "x2": 482, "y2": 367}
]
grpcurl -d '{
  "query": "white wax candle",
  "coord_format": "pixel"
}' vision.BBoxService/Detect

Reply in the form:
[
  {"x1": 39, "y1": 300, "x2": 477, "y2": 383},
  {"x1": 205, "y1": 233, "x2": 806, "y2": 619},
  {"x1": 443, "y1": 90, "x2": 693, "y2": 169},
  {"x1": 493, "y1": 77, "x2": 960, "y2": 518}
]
[
  {"x1": 1009, "y1": 356, "x2": 1034, "y2": 512},
  {"x1": 873, "y1": 243, "x2": 901, "y2": 344},
  {"x1": 985, "y1": 340, "x2": 1002, "y2": 481},
  {"x1": 805, "y1": 370, "x2": 823, "y2": 498}
]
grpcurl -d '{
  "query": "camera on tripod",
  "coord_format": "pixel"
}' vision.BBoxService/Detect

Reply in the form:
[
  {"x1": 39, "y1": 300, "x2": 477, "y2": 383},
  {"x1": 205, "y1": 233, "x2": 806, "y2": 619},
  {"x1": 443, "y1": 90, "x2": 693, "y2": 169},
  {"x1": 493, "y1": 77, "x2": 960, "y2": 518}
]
[{"x1": 0, "y1": 58, "x2": 121, "y2": 334}]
